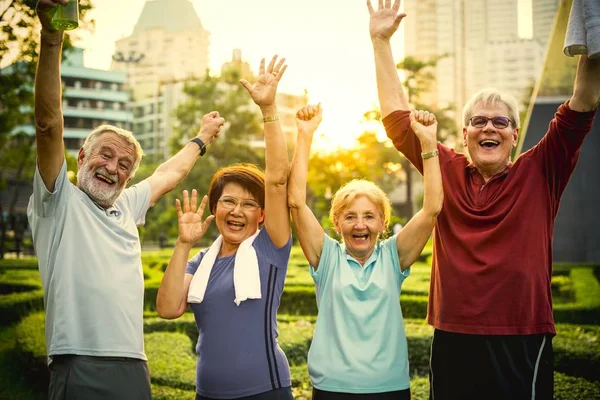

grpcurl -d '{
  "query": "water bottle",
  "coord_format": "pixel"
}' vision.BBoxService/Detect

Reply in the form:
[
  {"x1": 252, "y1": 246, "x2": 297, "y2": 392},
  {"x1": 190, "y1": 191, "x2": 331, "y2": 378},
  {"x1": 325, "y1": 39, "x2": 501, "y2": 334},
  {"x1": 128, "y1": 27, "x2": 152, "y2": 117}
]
[{"x1": 50, "y1": 0, "x2": 79, "y2": 31}]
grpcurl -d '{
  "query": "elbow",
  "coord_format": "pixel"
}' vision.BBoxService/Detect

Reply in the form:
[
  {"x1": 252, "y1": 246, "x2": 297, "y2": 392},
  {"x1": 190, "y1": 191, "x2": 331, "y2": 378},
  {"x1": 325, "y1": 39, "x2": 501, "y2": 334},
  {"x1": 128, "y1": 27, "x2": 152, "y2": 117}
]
[
  {"x1": 423, "y1": 196, "x2": 443, "y2": 219},
  {"x1": 35, "y1": 116, "x2": 63, "y2": 139},
  {"x1": 156, "y1": 297, "x2": 183, "y2": 320},
  {"x1": 287, "y1": 191, "x2": 305, "y2": 211}
]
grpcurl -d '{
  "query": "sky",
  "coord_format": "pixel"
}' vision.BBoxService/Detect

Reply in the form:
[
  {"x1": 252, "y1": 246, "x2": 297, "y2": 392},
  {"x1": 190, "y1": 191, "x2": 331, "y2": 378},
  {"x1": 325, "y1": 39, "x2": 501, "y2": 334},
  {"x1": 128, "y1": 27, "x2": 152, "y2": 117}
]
[{"x1": 74, "y1": 0, "x2": 532, "y2": 151}]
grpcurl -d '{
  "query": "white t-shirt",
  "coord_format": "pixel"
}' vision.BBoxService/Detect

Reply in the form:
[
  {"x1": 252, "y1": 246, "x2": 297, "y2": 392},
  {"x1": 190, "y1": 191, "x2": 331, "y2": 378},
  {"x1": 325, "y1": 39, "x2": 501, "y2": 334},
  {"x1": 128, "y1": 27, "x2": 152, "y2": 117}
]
[{"x1": 27, "y1": 161, "x2": 151, "y2": 362}]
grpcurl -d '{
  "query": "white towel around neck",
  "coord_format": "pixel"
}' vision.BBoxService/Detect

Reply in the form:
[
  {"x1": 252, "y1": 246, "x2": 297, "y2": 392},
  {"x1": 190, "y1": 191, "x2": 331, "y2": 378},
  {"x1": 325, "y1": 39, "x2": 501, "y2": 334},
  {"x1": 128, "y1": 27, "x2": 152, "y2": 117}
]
[{"x1": 187, "y1": 230, "x2": 261, "y2": 306}]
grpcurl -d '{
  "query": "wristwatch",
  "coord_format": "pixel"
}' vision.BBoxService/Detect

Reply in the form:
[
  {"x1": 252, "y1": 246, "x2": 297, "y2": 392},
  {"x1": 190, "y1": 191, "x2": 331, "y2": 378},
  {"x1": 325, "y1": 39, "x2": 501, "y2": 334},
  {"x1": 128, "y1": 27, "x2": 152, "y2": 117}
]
[{"x1": 190, "y1": 138, "x2": 206, "y2": 156}]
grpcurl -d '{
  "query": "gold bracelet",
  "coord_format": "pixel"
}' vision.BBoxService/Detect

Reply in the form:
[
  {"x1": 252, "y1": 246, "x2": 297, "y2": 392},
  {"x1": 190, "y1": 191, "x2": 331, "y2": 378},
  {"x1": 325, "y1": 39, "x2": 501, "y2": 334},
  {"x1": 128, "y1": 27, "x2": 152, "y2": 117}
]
[
  {"x1": 263, "y1": 114, "x2": 279, "y2": 123},
  {"x1": 421, "y1": 149, "x2": 439, "y2": 159}
]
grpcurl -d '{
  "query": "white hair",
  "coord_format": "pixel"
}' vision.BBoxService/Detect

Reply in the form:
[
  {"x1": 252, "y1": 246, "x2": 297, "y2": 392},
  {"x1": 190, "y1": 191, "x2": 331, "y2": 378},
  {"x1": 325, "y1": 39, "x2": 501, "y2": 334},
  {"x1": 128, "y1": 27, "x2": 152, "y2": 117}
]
[
  {"x1": 81, "y1": 125, "x2": 144, "y2": 177},
  {"x1": 462, "y1": 88, "x2": 521, "y2": 129}
]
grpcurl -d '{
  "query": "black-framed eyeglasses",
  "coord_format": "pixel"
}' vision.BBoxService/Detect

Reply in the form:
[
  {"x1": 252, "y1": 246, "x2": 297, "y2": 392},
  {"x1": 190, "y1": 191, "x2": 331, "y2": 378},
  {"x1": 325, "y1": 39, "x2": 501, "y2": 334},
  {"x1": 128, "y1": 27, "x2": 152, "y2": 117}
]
[
  {"x1": 469, "y1": 116, "x2": 514, "y2": 129},
  {"x1": 218, "y1": 196, "x2": 261, "y2": 211}
]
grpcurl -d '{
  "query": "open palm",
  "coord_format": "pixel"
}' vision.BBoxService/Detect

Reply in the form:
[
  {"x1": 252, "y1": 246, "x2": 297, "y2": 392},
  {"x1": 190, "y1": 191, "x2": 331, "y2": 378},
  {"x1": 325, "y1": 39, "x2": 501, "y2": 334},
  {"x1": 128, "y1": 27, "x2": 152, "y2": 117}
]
[
  {"x1": 368, "y1": 0, "x2": 406, "y2": 40},
  {"x1": 176, "y1": 190, "x2": 214, "y2": 245},
  {"x1": 240, "y1": 55, "x2": 288, "y2": 108}
]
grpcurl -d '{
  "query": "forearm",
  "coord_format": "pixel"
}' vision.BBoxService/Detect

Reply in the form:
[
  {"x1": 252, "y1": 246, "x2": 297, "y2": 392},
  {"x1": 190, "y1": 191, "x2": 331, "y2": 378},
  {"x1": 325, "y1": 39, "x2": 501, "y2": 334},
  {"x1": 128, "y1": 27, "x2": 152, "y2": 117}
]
[
  {"x1": 35, "y1": 30, "x2": 64, "y2": 138},
  {"x1": 157, "y1": 240, "x2": 192, "y2": 319},
  {"x1": 153, "y1": 142, "x2": 202, "y2": 190},
  {"x1": 372, "y1": 38, "x2": 410, "y2": 119},
  {"x1": 262, "y1": 105, "x2": 289, "y2": 187},
  {"x1": 570, "y1": 56, "x2": 600, "y2": 112},
  {"x1": 420, "y1": 147, "x2": 443, "y2": 218},
  {"x1": 288, "y1": 132, "x2": 312, "y2": 209}
]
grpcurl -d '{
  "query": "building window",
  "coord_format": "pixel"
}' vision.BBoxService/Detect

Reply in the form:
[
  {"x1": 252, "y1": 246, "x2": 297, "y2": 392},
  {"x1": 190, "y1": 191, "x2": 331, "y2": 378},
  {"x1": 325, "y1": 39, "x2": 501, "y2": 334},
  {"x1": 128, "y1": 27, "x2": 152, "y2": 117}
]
[{"x1": 74, "y1": 81, "x2": 81, "y2": 89}]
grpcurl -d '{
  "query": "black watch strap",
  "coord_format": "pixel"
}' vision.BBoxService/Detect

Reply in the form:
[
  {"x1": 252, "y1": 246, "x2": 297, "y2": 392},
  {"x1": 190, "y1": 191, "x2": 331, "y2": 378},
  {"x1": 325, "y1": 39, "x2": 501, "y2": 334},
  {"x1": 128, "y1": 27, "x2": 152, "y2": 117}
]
[{"x1": 189, "y1": 137, "x2": 207, "y2": 156}]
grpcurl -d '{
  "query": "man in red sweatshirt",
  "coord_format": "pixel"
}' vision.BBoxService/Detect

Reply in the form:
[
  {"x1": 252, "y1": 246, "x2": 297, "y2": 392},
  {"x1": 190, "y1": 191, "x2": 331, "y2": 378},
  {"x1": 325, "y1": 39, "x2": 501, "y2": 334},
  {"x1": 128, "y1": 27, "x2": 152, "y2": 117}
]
[{"x1": 368, "y1": 1, "x2": 599, "y2": 399}]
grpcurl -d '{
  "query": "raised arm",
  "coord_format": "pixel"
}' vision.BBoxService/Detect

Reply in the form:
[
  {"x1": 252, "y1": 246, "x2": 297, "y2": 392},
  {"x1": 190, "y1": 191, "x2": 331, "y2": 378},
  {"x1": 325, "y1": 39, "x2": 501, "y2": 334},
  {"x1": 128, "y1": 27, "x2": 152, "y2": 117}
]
[
  {"x1": 396, "y1": 110, "x2": 442, "y2": 270},
  {"x1": 569, "y1": 55, "x2": 600, "y2": 112},
  {"x1": 157, "y1": 190, "x2": 214, "y2": 319},
  {"x1": 144, "y1": 112, "x2": 225, "y2": 206},
  {"x1": 368, "y1": 0, "x2": 410, "y2": 118},
  {"x1": 288, "y1": 105, "x2": 325, "y2": 268},
  {"x1": 240, "y1": 56, "x2": 291, "y2": 247},
  {"x1": 34, "y1": 0, "x2": 69, "y2": 191}
]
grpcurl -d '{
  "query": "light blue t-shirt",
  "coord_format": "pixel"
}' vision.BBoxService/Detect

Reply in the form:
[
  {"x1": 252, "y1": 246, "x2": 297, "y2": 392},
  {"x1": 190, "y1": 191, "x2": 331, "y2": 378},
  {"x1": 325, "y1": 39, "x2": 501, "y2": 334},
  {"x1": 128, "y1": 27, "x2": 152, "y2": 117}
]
[
  {"x1": 308, "y1": 234, "x2": 410, "y2": 393},
  {"x1": 27, "y1": 161, "x2": 151, "y2": 363}
]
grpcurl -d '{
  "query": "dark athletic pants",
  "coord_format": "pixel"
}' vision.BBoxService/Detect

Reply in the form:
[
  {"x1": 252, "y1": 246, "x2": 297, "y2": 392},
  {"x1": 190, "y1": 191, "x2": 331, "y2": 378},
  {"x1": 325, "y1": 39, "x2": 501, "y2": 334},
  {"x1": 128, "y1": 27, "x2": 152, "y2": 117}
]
[
  {"x1": 429, "y1": 329, "x2": 553, "y2": 400},
  {"x1": 48, "y1": 354, "x2": 151, "y2": 400},
  {"x1": 312, "y1": 388, "x2": 411, "y2": 400},
  {"x1": 196, "y1": 386, "x2": 294, "y2": 400}
]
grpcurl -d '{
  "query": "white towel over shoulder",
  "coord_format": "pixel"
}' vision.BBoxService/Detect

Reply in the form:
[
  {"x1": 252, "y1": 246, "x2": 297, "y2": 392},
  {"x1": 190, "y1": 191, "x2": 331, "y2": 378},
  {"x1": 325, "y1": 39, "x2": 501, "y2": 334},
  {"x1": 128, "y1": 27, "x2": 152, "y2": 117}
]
[{"x1": 187, "y1": 230, "x2": 261, "y2": 306}]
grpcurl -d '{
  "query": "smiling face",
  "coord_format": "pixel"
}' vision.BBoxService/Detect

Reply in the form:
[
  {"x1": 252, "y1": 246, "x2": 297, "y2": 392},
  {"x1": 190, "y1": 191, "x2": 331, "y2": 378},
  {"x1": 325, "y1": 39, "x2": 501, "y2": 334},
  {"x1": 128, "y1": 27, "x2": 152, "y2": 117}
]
[
  {"x1": 214, "y1": 182, "x2": 264, "y2": 255},
  {"x1": 334, "y1": 195, "x2": 384, "y2": 265},
  {"x1": 76, "y1": 132, "x2": 136, "y2": 208},
  {"x1": 463, "y1": 101, "x2": 519, "y2": 180}
]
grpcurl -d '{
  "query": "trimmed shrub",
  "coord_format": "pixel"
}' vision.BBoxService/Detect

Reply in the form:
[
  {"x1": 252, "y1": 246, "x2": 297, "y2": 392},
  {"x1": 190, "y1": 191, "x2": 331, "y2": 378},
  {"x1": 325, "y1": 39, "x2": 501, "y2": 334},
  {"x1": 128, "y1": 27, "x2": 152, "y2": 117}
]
[
  {"x1": 554, "y1": 323, "x2": 600, "y2": 382},
  {"x1": 14, "y1": 312, "x2": 48, "y2": 391},
  {"x1": 554, "y1": 267, "x2": 600, "y2": 324},
  {"x1": 279, "y1": 286, "x2": 317, "y2": 315},
  {"x1": 151, "y1": 384, "x2": 195, "y2": 400},
  {"x1": 278, "y1": 321, "x2": 314, "y2": 366},
  {"x1": 146, "y1": 332, "x2": 197, "y2": 391},
  {"x1": 0, "y1": 259, "x2": 38, "y2": 271},
  {"x1": 554, "y1": 372, "x2": 600, "y2": 400},
  {"x1": 0, "y1": 290, "x2": 44, "y2": 325}
]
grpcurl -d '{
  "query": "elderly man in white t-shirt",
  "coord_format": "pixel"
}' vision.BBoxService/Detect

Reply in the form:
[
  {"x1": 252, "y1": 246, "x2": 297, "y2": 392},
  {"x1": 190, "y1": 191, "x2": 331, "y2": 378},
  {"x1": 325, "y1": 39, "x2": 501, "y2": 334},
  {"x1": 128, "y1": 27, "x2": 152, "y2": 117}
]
[{"x1": 28, "y1": 1, "x2": 225, "y2": 399}]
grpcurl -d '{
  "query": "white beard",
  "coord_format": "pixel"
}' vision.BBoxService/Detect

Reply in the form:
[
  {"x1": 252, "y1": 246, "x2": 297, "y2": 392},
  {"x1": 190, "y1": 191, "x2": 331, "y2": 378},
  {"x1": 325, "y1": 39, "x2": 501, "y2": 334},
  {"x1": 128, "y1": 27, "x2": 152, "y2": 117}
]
[{"x1": 76, "y1": 162, "x2": 124, "y2": 208}]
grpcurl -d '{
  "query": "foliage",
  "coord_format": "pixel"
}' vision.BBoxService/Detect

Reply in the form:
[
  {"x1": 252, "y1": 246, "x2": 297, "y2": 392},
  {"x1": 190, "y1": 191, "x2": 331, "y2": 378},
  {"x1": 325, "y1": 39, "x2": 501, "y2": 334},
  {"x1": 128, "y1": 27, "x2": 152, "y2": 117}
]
[
  {"x1": 134, "y1": 69, "x2": 266, "y2": 243},
  {"x1": 553, "y1": 267, "x2": 600, "y2": 324},
  {"x1": 2, "y1": 252, "x2": 600, "y2": 398},
  {"x1": 0, "y1": 289, "x2": 44, "y2": 325},
  {"x1": 0, "y1": 0, "x2": 93, "y2": 258}
]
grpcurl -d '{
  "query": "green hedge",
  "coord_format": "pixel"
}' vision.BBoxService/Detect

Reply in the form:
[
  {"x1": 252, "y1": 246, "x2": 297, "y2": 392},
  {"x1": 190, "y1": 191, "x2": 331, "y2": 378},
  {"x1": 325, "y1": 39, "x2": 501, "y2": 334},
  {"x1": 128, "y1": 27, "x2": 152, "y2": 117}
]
[
  {"x1": 14, "y1": 312, "x2": 48, "y2": 391},
  {"x1": 554, "y1": 372, "x2": 600, "y2": 400},
  {"x1": 0, "y1": 259, "x2": 38, "y2": 271},
  {"x1": 554, "y1": 267, "x2": 600, "y2": 324},
  {"x1": 0, "y1": 290, "x2": 44, "y2": 325},
  {"x1": 554, "y1": 323, "x2": 600, "y2": 382},
  {"x1": 9, "y1": 312, "x2": 600, "y2": 400},
  {"x1": 146, "y1": 332, "x2": 197, "y2": 391}
]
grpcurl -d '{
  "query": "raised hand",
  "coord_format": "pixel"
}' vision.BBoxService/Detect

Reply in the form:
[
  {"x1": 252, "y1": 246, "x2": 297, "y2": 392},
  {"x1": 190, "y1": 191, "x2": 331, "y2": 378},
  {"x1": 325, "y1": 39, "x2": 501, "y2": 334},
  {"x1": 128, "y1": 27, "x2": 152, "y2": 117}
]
[
  {"x1": 409, "y1": 109, "x2": 438, "y2": 149},
  {"x1": 197, "y1": 111, "x2": 225, "y2": 146},
  {"x1": 367, "y1": 0, "x2": 406, "y2": 41},
  {"x1": 240, "y1": 55, "x2": 288, "y2": 112},
  {"x1": 176, "y1": 190, "x2": 215, "y2": 245},
  {"x1": 296, "y1": 104, "x2": 323, "y2": 136}
]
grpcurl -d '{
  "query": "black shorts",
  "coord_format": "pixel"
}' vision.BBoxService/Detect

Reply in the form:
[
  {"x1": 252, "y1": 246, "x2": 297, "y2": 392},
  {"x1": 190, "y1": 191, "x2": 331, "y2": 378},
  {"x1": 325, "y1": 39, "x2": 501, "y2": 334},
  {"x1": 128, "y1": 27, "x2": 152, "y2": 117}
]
[
  {"x1": 48, "y1": 354, "x2": 151, "y2": 400},
  {"x1": 196, "y1": 386, "x2": 293, "y2": 400},
  {"x1": 312, "y1": 388, "x2": 411, "y2": 400},
  {"x1": 429, "y1": 329, "x2": 553, "y2": 400}
]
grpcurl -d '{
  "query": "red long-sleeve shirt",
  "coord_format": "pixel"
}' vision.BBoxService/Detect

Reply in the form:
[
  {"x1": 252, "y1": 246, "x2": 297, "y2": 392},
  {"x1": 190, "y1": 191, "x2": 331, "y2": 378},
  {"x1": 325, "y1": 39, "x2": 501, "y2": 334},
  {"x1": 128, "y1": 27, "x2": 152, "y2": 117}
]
[{"x1": 384, "y1": 102, "x2": 596, "y2": 335}]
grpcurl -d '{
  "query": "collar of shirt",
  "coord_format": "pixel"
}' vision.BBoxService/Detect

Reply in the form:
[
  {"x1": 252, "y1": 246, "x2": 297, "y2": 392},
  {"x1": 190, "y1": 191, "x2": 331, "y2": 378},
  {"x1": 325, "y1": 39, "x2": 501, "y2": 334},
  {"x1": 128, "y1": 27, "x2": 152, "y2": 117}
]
[
  {"x1": 466, "y1": 162, "x2": 512, "y2": 184},
  {"x1": 343, "y1": 240, "x2": 381, "y2": 270}
]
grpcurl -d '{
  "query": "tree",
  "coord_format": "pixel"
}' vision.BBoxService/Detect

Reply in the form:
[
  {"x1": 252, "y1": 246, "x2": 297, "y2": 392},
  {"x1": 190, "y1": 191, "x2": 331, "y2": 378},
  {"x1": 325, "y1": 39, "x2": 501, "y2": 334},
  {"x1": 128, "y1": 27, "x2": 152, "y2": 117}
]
[
  {"x1": 137, "y1": 69, "x2": 266, "y2": 244},
  {"x1": 0, "y1": 0, "x2": 93, "y2": 258}
]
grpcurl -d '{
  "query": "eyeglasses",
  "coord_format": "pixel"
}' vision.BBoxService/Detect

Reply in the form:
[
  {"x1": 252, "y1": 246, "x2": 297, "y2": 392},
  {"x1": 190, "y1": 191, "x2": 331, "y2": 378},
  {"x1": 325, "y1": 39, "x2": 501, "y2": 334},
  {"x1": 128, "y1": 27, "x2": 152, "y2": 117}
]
[
  {"x1": 218, "y1": 196, "x2": 261, "y2": 212},
  {"x1": 469, "y1": 116, "x2": 513, "y2": 129}
]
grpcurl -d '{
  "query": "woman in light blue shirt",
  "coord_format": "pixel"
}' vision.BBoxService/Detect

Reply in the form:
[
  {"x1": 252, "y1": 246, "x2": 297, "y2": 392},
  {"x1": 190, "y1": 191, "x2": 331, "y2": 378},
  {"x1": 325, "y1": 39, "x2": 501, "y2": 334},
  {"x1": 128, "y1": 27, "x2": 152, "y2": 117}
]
[{"x1": 288, "y1": 104, "x2": 443, "y2": 399}]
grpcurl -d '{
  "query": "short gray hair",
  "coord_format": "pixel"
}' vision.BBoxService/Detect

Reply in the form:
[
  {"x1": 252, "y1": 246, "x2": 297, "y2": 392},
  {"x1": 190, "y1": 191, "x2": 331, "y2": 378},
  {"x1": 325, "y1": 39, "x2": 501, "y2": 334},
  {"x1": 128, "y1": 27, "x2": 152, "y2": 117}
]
[
  {"x1": 81, "y1": 125, "x2": 144, "y2": 177},
  {"x1": 462, "y1": 88, "x2": 521, "y2": 129}
]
